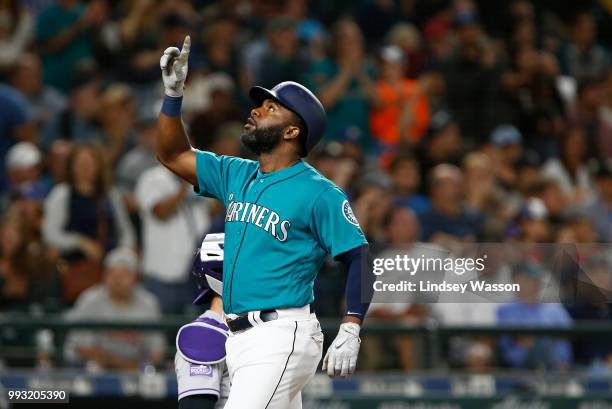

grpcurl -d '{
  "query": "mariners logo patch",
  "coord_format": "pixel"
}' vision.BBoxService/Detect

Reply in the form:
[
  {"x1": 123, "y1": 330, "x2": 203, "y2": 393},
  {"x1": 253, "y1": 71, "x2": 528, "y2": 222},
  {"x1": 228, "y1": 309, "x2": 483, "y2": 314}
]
[
  {"x1": 190, "y1": 364, "x2": 213, "y2": 377},
  {"x1": 342, "y1": 200, "x2": 359, "y2": 226}
]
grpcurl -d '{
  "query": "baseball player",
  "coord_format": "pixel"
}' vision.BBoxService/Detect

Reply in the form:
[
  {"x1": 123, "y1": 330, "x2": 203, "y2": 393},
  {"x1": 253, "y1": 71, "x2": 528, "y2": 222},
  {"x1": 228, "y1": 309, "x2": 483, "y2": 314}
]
[
  {"x1": 158, "y1": 36, "x2": 373, "y2": 409},
  {"x1": 175, "y1": 233, "x2": 229, "y2": 409}
]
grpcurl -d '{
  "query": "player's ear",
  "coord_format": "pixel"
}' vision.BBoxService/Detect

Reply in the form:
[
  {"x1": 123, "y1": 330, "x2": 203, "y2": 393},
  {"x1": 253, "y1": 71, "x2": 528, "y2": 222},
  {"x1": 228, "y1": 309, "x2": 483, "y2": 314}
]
[{"x1": 283, "y1": 125, "x2": 300, "y2": 142}]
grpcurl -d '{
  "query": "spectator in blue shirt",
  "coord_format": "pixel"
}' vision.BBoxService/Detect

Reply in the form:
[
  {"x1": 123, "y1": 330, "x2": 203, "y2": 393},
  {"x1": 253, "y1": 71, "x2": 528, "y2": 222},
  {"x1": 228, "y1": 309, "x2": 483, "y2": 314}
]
[
  {"x1": 419, "y1": 164, "x2": 482, "y2": 244},
  {"x1": 390, "y1": 151, "x2": 430, "y2": 216},
  {"x1": 10, "y1": 53, "x2": 68, "y2": 131},
  {"x1": 497, "y1": 262, "x2": 573, "y2": 370}
]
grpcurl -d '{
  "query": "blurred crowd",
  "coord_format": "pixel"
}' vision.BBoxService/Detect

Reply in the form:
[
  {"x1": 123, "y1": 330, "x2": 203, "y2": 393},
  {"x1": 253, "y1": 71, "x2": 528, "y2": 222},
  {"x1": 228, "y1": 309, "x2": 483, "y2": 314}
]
[{"x1": 0, "y1": 0, "x2": 611, "y2": 373}]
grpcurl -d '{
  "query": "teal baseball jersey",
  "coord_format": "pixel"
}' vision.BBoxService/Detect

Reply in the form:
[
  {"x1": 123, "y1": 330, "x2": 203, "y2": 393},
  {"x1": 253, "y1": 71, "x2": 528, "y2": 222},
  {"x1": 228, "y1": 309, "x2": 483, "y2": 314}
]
[{"x1": 194, "y1": 150, "x2": 367, "y2": 314}]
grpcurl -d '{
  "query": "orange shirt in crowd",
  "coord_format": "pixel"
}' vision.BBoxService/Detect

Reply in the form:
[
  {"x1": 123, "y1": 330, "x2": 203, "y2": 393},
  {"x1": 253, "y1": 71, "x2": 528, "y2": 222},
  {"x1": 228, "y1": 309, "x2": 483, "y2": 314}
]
[{"x1": 370, "y1": 80, "x2": 430, "y2": 145}]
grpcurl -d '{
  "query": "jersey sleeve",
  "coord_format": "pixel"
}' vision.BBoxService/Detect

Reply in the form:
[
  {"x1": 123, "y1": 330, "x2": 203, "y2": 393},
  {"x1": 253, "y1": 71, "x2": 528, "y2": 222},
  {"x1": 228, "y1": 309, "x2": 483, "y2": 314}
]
[
  {"x1": 195, "y1": 150, "x2": 253, "y2": 205},
  {"x1": 311, "y1": 188, "x2": 368, "y2": 258}
]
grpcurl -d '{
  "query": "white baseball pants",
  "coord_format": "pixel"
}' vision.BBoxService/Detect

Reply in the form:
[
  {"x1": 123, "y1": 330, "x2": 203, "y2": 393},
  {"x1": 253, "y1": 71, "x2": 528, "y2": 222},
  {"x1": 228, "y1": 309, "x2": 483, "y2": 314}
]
[{"x1": 223, "y1": 306, "x2": 323, "y2": 409}]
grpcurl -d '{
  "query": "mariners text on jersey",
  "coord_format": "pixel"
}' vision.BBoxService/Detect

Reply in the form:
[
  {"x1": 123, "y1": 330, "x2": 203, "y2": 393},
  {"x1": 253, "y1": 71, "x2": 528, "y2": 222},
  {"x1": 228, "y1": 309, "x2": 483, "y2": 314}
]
[{"x1": 225, "y1": 201, "x2": 291, "y2": 242}]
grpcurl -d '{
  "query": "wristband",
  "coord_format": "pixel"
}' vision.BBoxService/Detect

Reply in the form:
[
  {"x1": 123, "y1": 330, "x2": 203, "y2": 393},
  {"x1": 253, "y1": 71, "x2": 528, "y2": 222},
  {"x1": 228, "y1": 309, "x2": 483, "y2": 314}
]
[{"x1": 161, "y1": 95, "x2": 183, "y2": 117}]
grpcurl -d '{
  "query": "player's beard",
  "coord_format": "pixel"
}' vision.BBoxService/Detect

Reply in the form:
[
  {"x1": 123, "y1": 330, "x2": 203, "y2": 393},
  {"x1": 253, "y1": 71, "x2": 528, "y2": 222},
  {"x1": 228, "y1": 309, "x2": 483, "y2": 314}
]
[{"x1": 241, "y1": 124, "x2": 285, "y2": 155}]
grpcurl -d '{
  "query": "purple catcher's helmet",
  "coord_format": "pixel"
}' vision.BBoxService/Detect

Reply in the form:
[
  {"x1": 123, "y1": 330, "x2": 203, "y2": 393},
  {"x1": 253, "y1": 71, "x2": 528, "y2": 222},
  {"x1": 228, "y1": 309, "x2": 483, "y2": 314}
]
[{"x1": 192, "y1": 233, "x2": 224, "y2": 305}]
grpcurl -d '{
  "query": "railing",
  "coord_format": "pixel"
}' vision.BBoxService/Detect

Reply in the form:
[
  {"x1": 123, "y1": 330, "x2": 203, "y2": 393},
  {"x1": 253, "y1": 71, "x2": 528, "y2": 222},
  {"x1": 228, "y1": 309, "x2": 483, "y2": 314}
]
[{"x1": 1, "y1": 314, "x2": 611, "y2": 368}]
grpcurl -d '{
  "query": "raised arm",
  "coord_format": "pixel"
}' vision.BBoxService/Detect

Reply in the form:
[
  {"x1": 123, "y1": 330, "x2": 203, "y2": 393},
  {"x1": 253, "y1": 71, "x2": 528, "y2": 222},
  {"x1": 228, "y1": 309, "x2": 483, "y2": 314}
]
[{"x1": 157, "y1": 36, "x2": 197, "y2": 187}]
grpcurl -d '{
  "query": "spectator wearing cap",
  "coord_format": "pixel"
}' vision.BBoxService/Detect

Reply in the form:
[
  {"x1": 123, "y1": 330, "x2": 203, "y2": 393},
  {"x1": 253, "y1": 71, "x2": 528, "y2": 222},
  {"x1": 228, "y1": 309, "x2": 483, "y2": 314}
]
[
  {"x1": 486, "y1": 124, "x2": 523, "y2": 189},
  {"x1": 304, "y1": 18, "x2": 377, "y2": 148},
  {"x1": 509, "y1": 197, "x2": 551, "y2": 243},
  {"x1": 36, "y1": 0, "x2": 106, "y2": 93},
  {"x1": 40, "y1": 63, "x2": 101, "y2": 150},
  {"x1": 5, "y1": 142, "x2": 42, "y2": 188},
  {"x1": 5, "y1": 199, "x2": 51, "y2": 305},
  {"x1": 582, "y1": 160, "x2": 612, "y2": 242},
  {"x1": 369, "y1": 46, "x2": 430, "y2": 152},
  {"x1": 419, "y1": 164, "x2": 482, "y2": 244},
  {"x1": 497, "y1": 262, "x2": 573, "y2": 370},
  {"x1": 43, "y1": 143, "x2": 135, "y2": 304},
  {"x1": 416, "y1": 110, "x2": 463, "y2": 181},
  {"x1": 64, "y1": 247, "x2": 165, "y2": 371},
  {"x1": 97, "y1": 84, "x2": 137, "y2": 166},
  {"x1": 1, "y1": 142, "x2": 49, "y2": 212},
  {"x1": 10, "y1": 53, "x2": 68, "y2": 131},
  {"x1": 541, "y1": 125, "x2": 593, "y2": 205}
]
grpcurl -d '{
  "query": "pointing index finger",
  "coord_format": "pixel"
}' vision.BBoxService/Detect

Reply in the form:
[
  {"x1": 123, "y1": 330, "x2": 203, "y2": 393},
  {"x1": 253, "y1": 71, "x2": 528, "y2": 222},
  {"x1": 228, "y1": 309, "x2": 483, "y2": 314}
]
[{"x1": 179, "y1": 35, "x2": 191, "y2": 63}]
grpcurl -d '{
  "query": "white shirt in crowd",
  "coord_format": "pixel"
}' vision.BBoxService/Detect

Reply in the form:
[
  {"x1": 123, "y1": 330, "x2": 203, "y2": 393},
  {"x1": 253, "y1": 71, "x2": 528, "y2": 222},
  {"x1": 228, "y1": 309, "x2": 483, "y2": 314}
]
[
  {"x1": 541, "y1": 158, "x2": 592, "y2": 198},
  {"x1": 136, "y1": 165, "x2": 210, "y2": 283}
]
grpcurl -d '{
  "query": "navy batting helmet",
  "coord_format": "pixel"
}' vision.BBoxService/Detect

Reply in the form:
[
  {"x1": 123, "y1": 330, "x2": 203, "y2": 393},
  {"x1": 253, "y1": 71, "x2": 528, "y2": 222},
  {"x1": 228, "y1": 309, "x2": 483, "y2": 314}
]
[
  {"x1": 249, "y1": 81, "x2": 326, "y2": 156},
  {"x1": 191, "y1": 233, "x2": 224, "y2": 305}
]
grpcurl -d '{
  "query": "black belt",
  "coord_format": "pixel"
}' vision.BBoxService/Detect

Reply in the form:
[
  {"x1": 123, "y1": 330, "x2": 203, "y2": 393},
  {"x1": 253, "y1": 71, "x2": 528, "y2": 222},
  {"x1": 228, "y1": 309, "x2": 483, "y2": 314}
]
[
  {"x1": 226, "y1": 309, "x2": 279, "y2": 333},
  {"x1": 226, "y1": 304, "x2": 315, "y2": 333}
]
